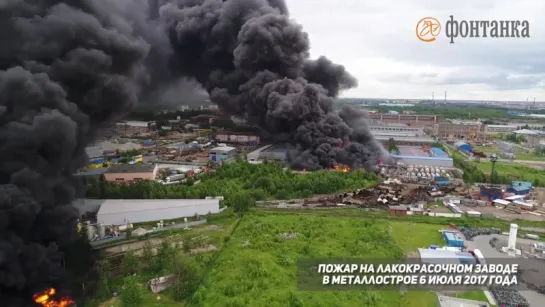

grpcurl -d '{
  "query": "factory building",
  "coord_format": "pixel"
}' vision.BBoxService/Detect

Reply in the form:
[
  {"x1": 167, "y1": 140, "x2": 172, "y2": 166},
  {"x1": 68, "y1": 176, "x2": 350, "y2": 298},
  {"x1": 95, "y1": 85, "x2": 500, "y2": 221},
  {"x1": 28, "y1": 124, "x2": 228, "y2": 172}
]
[
  {"x1": 215, "y1": 133, "x2": 260, "y2": 145},
  {"x1": 437, "y1": 295, "x2": 490, "y2": 307},
  {"x1": 507, "y1": 181, "x2": 532, "y2": 195},
  {"x1": 209, "y1": 146, "x2": 237, "y2": 162},
  {"x1": 391, "y1": 155, "x2": 454, "y2": 167},
  {"x1": 113, "y1": 121, "x2": 151, "y2": 136},
  {"x1": 513, "y1": 129, "x2": 545, "y2": 148},
  {"x1": 368, "y1": 114, "x2": 441, "y2": 127},
  {"x1": 96, "y1": 199, "x2": 220, "y2": 225},
  {"x1": 433, "y1": 121, "x2": 483, "y2": 139},
  {"x1": 484, "y1": 124, "x2": 518, "y2": 133},
  {"x1": 375, "y1": 135, "x2": 436, "y2": 146},
  {"x1": 246, "y1": 144, "x2": 289, "y2": 163},
  {"x1": 104, "y1": 163, "x2": 158, "y2": 184}
]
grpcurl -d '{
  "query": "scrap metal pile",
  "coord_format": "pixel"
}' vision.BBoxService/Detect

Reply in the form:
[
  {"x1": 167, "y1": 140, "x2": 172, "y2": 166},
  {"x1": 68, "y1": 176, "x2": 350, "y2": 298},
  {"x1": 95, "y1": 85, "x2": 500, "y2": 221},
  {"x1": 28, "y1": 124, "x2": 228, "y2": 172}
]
[
  {"x1": 459, "y1": 227, "x2": 501, "y2": 240},
  {"x1": 489, "y1": 287, "x2": 529, "y2": 307},
  {"x1": 305, "y1": 181, "x2": 438, "y2": 208}
]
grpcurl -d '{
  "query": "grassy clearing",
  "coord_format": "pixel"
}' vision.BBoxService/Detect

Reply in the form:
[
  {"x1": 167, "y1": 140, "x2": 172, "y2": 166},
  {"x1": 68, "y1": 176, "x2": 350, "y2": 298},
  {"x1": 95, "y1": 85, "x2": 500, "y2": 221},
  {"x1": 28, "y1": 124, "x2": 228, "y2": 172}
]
[
  {"x1": 99, "y1": 294, "x2": 180, "y2": 307},
  {"x1": 473, "y1": 161, "x2": 545, "y2": 184},
  {"x1": 250, "y1": 207, "x2": 545, "y2": 229},
  {"x1": 515, "y1": 152, "x2": 545, "y2": 161},
  {"x1": 189, "y1": 214, "x2": 454, "y2": 307},
  {"x1": 389, "y1": 222, "x2": 444, "y2": 252}
]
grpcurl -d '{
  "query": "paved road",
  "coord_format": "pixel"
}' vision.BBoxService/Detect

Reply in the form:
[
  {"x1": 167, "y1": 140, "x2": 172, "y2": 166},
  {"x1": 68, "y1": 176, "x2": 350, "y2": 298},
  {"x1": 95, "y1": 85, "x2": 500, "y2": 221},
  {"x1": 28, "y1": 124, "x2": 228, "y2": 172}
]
[{"x1": 465, "y1": 234, "x2": 545, "y2": 307}]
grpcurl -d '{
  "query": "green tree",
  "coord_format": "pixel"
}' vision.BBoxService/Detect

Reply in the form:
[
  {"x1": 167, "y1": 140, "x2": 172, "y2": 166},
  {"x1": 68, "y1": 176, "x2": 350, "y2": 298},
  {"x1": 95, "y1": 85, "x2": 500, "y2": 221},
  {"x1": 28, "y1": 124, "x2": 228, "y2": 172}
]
[
  {"x1": 119, "y1": 276, "x2": 143, "y2": 307},
  {"x1": 169, "y1": 258, "x2": 201, "y2": 301},
  {"x1": 229, "y1": 191, "x2": 255, "y2": 216},
  {"x1": 120, "y1": 251, "x2": 139, "y2": 276},
  {"x1": 387, "y1": 138, "x2": 399, "y2": 154}
]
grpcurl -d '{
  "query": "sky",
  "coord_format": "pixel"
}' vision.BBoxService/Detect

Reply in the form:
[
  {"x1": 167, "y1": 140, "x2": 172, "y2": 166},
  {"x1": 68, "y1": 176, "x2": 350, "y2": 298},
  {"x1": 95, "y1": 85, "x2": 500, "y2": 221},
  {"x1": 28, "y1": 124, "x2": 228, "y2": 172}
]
[{"x1": 287, "y1": 0, "x2": 545, "y2": 101}]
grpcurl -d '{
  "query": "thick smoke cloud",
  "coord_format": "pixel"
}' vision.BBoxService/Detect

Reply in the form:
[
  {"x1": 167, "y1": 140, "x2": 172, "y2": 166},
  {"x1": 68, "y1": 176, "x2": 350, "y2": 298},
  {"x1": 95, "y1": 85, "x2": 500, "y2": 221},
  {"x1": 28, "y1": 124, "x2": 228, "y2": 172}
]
[
  {"x1": 1, "y1": 0, "x2": 389, "y2": 305},
  {"x1": 159, "y1": 0, "x2": 389, "y2": 170},
  {"x1": 0, "y1": 0, "x2": 150, "y2": 305}
]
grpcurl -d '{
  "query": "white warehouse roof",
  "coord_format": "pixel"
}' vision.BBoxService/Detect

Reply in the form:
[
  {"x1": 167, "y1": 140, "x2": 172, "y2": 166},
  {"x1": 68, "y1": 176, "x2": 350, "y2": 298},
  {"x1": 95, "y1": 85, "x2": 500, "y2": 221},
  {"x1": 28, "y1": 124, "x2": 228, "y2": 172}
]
[
  {"x1": 210, "y1": 146, "x2": 236, "y2": 152},
  {"x1": 96, "y1": 199, "x2": 220, "y2": 225}
]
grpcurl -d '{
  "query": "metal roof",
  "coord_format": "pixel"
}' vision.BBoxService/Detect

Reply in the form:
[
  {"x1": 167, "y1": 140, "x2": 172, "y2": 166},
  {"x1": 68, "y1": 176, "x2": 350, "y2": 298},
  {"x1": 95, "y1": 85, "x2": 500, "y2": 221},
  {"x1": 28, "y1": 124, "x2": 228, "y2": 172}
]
[
  {"x1": 513, "y1": 129, "x2": 539, "y2": 135},
  {"x1": 418, "y1": 248, "x2": 476, "y2": 263},
  {"x1": 75, "y1": 167, "x2": 109, "y2": 176},
  {"x1": 210, "y1": 146, "x2": 236, "y2": 152},
  {"x1": 105, "y1": 163, "x2": 156, "y2": 174},
  {"x1": 97, "y1": 199, "x2": 219, "y2": 215},
  {"x1": 430, "y1": 147, "x2": 448, "y2": 156},
  {"x1": 391, "y1": 155, "x2": 453, "y2": 161}
]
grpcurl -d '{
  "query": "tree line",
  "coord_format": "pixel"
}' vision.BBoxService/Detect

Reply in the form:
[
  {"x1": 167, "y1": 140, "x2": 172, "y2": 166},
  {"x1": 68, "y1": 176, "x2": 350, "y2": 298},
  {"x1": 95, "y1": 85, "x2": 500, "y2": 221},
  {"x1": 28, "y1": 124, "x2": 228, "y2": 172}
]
[{"x1": 86, "y1": 159, "x2": 379, "y2": 212}]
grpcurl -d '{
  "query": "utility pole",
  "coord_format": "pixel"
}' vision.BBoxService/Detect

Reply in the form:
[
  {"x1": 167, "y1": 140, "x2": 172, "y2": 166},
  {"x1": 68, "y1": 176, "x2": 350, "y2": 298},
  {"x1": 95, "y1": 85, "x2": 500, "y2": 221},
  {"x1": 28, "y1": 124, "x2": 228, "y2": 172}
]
[{"x1": 488, "y1": 153, "x2": 498, "y2": 202}]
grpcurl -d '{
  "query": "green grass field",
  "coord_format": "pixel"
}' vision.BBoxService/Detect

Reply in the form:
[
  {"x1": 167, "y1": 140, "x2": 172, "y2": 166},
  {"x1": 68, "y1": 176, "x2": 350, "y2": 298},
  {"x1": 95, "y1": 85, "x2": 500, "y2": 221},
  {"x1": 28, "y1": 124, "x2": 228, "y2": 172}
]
[
  {"x1": 472, "y1": 145, "x2": 545, "y2": 162},
  {"x1": 187, "y1": 214, "x2": 461, "y2": 307},
  {"x1": 473, "y1": 161, "x2": 545, "y2": 184}
]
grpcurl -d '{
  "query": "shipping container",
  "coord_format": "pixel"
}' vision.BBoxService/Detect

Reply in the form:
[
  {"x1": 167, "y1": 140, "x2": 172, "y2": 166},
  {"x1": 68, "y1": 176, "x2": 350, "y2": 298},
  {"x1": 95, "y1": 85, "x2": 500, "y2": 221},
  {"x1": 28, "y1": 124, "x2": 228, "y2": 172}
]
[
  {"x1": 228, "y1": 134, "x2": 237, "y2": 141},
  {"x1": 237, "y1": 135, "x2": 249, "y2": 142}
]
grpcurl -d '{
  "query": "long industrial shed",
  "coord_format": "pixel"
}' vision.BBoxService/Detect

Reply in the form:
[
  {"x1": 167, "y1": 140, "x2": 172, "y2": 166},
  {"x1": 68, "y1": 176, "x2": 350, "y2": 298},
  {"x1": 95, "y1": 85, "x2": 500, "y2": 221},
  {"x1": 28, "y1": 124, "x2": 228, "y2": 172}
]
[{"x1": 95, "y1": 199, "x2": 220, "y2": 225}]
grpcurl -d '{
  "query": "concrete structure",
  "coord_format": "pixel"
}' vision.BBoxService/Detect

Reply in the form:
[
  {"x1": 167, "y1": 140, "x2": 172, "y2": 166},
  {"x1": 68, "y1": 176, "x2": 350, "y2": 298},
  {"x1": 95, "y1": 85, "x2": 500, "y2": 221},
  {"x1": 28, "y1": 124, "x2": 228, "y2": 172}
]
[
  {"x1": 104, "y1": 163, "x2": 158, "y2": 184},
  {"x1": 430, "y1": 147, "x2": 448, "y2": 157},
  {"x1": 392, "y1": 155, "x2": 454, "y2": 167},
  {"x1": 209, "y1": 146, "x2": 237, "y2": 162},
  {"x1": 246, "y1": 144, "x2": 289, "y2": 163},
  {"x1": 368, "y1": 114, "x2": 440, "y2": 127},
  {"x1": 398, "y1": 146, "x2": 427, "y2": 156},
  {"x1": 114, "y1": 121, "x2": 151, "y2": 136},
  {"x1": 418, "y1": 248, "x2": 477, "y2": 264},
  {"x1": 514, "y1": 129, "x2": 545, "y2": 148},
  {"x1": 388, "y1": 205, "x2": 408, "y2": 216},
  {"x1": 437, "y1": 295, "x2": 489, "y2": 307},
  {"x1": 368, "y1": 124, "x2": 424, "y2": 135},
  {"x1": 374, "y1": 135, "x2": 436, "y2": 146},
  {"x1": 484, "y1": 124, "x2": 518, "y2": 133},
  {"x1": 434, "y1": 121, "x2": 483, "y2": 139},
  {"x1": 508, "y1": 223, "x2": 518, "y2": 250},
  {"x1": 497, "y1": 141, "x2": 515, "y2": 152},
  {"x1": 96, "y1": 199, "x2": 220, "y2": 225}
]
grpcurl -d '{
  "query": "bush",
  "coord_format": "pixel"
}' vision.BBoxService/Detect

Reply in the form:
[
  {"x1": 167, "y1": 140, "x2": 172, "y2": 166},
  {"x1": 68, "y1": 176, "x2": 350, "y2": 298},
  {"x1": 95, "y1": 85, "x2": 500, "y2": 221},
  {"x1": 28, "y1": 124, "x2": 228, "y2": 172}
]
[{"x1": 119, "y1": 276, "x2": 143, "y2": 307}]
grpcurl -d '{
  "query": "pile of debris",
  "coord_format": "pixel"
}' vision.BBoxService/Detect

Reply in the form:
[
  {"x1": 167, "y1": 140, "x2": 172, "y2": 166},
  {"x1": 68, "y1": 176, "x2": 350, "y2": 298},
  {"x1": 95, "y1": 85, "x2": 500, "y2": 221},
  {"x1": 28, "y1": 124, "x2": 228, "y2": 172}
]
[
  {"x1": 459, "y1": 227, "x2": 501, "y2": 240},
  {"x1": 307, "y1": 180, "x2": 443, "y2": 209},
  {"x1": 489, "y1": 287, "x2": 529, "y2": 307}
]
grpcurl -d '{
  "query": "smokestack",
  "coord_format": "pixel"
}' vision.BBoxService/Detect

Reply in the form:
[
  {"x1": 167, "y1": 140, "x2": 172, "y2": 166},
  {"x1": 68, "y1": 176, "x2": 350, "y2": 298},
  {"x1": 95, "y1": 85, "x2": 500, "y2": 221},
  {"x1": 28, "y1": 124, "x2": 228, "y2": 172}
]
[{"x1": 444, "y1": 91, "x2": 446, "y2": 103}]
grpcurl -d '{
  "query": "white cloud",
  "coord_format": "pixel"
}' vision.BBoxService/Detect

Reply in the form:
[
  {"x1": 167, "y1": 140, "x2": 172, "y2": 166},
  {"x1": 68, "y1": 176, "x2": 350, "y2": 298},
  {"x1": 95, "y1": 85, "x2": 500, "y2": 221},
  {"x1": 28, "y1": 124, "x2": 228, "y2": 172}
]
[{"x1": 287, "y1": 0, "x2": 545, "y2": 100}]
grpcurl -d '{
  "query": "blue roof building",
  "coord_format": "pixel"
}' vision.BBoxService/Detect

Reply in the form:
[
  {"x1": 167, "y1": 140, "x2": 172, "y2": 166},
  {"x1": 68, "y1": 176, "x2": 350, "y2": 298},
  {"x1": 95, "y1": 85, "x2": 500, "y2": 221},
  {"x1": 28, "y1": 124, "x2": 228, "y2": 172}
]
[
  {"x1": 454, "y1": 141, "x2": 472, "y2": 152},
  {"x1": 507, "y1": 181, "x2": 532, "y2": 195},
  {"x1": 430, "y1": 147, "x2": 448, "y2": 157}
]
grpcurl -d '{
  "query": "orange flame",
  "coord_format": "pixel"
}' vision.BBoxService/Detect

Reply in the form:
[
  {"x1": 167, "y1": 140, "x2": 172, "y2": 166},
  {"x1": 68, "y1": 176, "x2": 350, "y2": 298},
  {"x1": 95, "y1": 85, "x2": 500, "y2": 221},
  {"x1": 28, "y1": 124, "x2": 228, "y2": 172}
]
[
  {"x1": 33, "y1": 288, "x2": 74, "y2": 307},
  {"x1": 332, "y1": 164, "x2": 350, "y2": 172}
]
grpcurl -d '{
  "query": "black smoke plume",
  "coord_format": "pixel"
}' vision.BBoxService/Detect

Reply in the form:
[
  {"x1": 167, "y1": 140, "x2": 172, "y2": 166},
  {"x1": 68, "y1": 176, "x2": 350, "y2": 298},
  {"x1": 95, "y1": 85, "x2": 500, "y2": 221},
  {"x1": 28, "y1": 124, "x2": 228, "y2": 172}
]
[
  {"x1": 159, "y1": 0, "x2": 389, "y2": 170},
  {"x1": 1, "y1": 0, "x2": 389, "y2": 305},
  {"x1": 0, "y1": 0, "x2": 150, "y2": 305}
]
